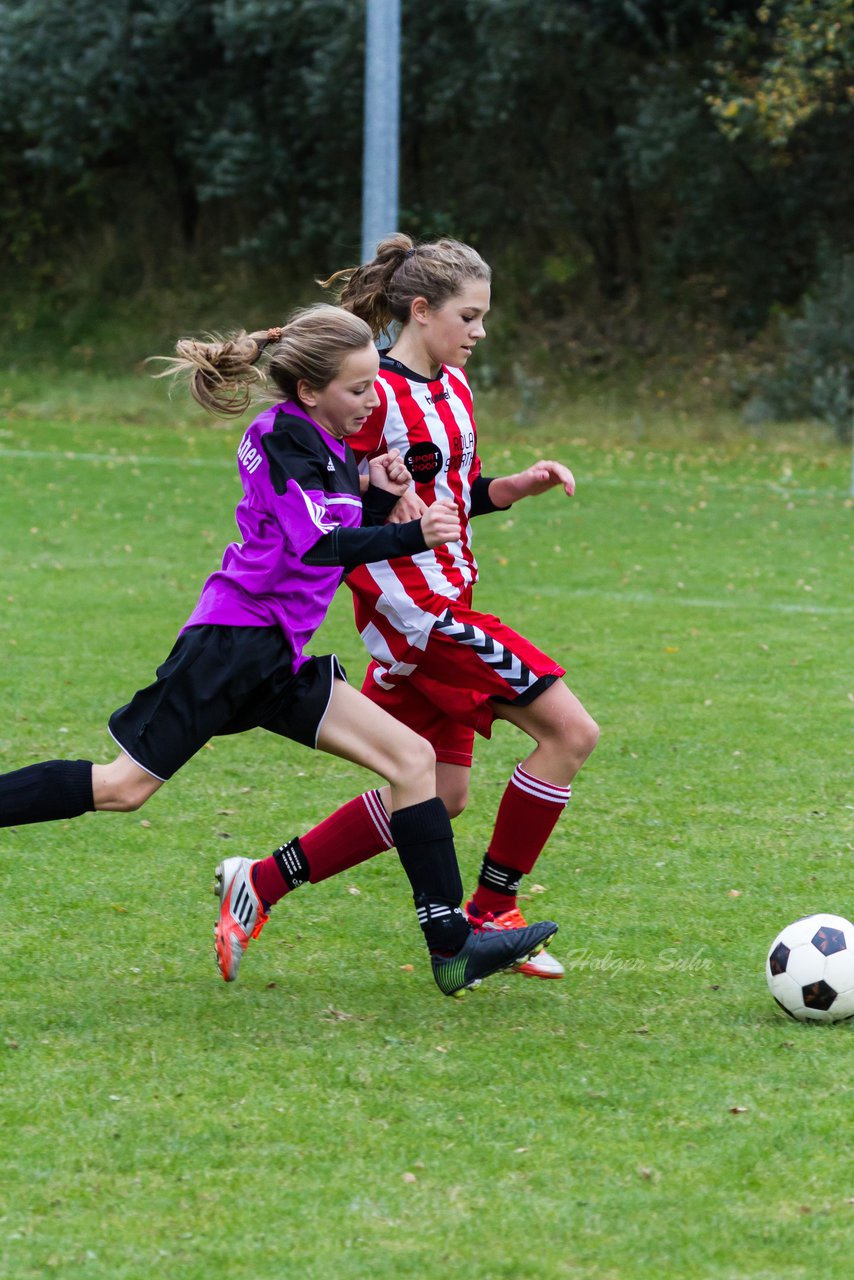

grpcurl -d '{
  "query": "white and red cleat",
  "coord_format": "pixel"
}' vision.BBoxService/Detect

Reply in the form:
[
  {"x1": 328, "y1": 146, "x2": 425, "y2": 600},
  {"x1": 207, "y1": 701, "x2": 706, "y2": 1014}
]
[{"x1": 214, "y1": 857, "x2": 269, "y2": 982}]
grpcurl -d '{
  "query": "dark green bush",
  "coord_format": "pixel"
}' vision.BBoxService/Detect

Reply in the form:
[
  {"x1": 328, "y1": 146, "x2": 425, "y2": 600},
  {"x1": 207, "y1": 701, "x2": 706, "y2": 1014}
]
[{"x1": 744, "y1": 255, "x2": 854, "y2": 440}]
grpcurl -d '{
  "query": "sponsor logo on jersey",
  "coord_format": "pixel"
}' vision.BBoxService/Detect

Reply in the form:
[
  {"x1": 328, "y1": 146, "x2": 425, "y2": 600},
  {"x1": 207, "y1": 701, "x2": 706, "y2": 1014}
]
[
  {"x1": 237, "y1": 433, "x2": 263, "y2": 475},
  {"x1": 327, "y1": 457, "x2": 336, "y2": 471},
  {"x1": 425, "y1": 389, "x2": 450, "y2": 405},
  {"x1": 404, "y1": 441, "x2": 443, "y2": 482}
]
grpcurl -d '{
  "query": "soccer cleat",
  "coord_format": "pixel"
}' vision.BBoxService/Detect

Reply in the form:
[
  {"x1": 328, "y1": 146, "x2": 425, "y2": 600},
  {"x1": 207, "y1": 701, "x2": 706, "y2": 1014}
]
[
  {"x1": 431, "y1": 920, "x2": 558, "y2": 997},
  {"x1": 465, "y1": 901, "x2": 565, "y2": 979},
  {"x1": 213, "y1": 857, "x2": 269, "y2": 982}
]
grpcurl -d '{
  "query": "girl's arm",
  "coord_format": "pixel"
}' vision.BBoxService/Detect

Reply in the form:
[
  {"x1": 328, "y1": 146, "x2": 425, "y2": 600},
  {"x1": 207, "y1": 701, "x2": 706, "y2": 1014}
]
[
  {"x1": 302, "y1": 500, "x2": 461, "y2": 572},
  {"x1": 479, "y1": 460, "x2": 575, "y2": 509}
]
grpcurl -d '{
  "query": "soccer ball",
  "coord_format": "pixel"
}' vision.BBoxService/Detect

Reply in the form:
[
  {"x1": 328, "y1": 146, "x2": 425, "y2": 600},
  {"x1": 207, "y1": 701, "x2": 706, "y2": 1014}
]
[{"x1": 766, "y1": 914, "x2": 854, "y2": 1023}]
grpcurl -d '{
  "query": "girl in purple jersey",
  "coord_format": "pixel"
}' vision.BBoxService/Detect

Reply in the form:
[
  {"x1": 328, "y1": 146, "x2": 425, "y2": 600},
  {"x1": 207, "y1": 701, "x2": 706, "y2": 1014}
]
[{"x1": 0, "y1": 304, "x2": 556, "y2": 997}]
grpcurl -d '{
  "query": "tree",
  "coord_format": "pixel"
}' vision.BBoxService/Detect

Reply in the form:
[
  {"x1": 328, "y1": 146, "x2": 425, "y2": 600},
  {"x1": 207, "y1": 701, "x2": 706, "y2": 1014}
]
[
  {"x1": 707, "y1": 0, "x2": 853, "y2": 147},
  {"x1": 0, "y1": 0, "x2": 850, "y2": 335}
]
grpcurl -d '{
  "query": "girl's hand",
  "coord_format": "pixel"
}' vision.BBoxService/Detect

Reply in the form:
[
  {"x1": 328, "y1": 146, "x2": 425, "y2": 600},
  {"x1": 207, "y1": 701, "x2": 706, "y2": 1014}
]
[
  {"x1": 513, "y1": 460, "x2": 576, "y2": 498},
  {"x1": 386, "y1": 488, "x2": 428, "y2": 523},
  {"x1": 368, "y1": 449, "x2": 411, "y2": 496},
  {"x1": 420, "y1": 499, "x2": 461, "y2": 549},
  {"x1": 490, "y1": 460, "x2": 576, "y2": 507}
]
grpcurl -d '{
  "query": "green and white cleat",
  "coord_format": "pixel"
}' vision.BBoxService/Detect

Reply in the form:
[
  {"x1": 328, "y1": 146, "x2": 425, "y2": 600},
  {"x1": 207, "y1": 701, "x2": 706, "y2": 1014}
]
[
  {"x1": 465, "y1": 901, "x2": 566, "y2": 979},
  {"x1": 431, "y1": 921, "x2": 558, "y2": 997}
]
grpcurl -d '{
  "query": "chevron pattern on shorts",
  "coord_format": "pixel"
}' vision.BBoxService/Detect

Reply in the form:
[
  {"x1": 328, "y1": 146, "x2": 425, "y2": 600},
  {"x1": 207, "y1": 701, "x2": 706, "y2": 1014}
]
[{"x1": 433, "y1": 609, "x2": 536, "y2": 690}]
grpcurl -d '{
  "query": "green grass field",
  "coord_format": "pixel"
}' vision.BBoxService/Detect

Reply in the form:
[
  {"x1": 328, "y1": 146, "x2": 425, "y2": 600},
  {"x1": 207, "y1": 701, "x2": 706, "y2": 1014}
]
[{"x1": 1, "y1": 372, "x2": 852, "y2": 1279}]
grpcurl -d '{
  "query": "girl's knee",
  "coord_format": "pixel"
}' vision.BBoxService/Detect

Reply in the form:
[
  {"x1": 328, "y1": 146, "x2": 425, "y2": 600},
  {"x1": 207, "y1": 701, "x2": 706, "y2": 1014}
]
[
  {"x1": 390, "y1": 732, "x2": 437, "y2": 789},
  {"x1": 410, "y1": 733, "x2": 438, "y2": 779},
  {"x1": 440, "y1": 791, "x2": 468, "y2": 820},
  {"x1": 578, "y1": 711, "x2": 600, "y2": 759},
  {"x1": 95, "y1": 784, "x2": 151, "y2": 813},
  {"x1": 435, "y1": 762, "x2": 470, "y2": 819},
  {"x1": 438, "y1": 777, "x2": 470, "y2": 818},
  {"x1": 118, "y1": 785, "x2": 151, "y2": 812},
  {"x1": 548, "y1": 705, "x2": 599, "y2": 771},
  {"x1": 93, "y1": 760, "x2": 159, "y2": 812}
]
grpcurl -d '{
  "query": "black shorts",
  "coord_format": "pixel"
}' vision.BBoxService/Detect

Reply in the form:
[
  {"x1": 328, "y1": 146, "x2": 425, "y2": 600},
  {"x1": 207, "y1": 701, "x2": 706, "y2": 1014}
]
[{"x1": 108, "y1": 625, "x2": 346, "y2": 781}]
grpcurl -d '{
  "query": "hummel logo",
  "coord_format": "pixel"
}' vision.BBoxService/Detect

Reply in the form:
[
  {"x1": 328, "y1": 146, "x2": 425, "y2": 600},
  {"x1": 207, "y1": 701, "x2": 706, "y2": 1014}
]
[{"x1": 327, "y1": 458, "x2": 336, "y2": 472}]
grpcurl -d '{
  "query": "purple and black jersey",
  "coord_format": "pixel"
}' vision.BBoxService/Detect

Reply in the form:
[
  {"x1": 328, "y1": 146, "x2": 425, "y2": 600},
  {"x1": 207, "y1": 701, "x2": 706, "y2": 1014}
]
[
  {"x1": 106, "y1": 401, "x2": 430, "y2": 778},
  {"x1": 183, "y1": 403, "x2": 365, "y2": 671},
  {"x1": 182, "y1": 401, "x2": 428, "y2": 672}
]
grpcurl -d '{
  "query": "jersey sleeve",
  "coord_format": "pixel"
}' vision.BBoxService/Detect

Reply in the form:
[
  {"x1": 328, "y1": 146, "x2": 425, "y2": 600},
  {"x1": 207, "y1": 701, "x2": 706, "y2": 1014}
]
[
  {"x1": 360, "y1": 483, "x2": 400, "y2": 525},
  {"x1": 302, "y1": 519, "x2": 428, "y2": 571},
  {"x1": 346, "y1": 380, "x2": 389, "y2": 463},
  {"x1": 237, "y1": 421, "x2": 351, "y2": 560},
  {"x1": 469, "y1": 473, "x2": 510, "y2": 515}
]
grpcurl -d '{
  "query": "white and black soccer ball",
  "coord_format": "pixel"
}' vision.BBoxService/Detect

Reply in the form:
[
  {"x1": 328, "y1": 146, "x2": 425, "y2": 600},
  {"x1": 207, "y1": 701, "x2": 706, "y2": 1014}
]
[{"x1": 766, "y1": 913, "x2": 854, "y2": 1023}]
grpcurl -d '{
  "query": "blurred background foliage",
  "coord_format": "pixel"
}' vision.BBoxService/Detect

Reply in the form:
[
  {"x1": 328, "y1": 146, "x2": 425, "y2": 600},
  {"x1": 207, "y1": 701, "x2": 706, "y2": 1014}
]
[{"x1": 1, "y1": 0, "x2": 851, "y2": 434}]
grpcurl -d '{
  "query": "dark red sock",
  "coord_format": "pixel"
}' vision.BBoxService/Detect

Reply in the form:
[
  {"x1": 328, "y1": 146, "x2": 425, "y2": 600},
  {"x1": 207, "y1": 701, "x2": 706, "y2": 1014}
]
[
  {"x1": 471, "y1": 764, "x2": 570, "y2": 916},
  {"x1": 250, "y1": 790, "x2": 393, "y2": 906}
]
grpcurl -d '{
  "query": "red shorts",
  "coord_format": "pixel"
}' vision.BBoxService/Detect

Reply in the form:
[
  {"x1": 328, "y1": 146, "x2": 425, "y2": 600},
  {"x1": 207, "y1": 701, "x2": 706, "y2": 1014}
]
[{"x1": 360, "y1": 602, "x2": 564, "y2": 768}]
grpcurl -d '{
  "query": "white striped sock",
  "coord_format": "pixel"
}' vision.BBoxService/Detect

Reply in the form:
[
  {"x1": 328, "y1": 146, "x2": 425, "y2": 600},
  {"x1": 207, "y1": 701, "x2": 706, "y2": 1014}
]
[
  {"x1": 512, "y1": 763, "x2": 571, "y2": 806},
  {"x1": 363, "y1": 788, "x2": 393, "y2": 847}
]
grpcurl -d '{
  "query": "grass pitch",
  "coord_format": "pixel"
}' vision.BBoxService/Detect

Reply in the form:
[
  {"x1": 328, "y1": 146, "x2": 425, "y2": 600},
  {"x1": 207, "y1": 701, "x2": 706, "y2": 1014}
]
[{"x1": 0, "y1": 372, "x2": 852, "y2": 1279}]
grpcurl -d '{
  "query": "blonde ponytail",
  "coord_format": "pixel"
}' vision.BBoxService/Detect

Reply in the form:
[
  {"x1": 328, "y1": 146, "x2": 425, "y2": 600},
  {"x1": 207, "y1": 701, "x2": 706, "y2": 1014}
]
[{"x1": 151, "y1": 307, "x2": 372, "y2": 419}]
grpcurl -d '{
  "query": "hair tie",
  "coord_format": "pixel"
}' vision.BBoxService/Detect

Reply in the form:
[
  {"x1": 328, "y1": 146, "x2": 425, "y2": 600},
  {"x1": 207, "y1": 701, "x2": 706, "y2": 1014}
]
[
  {"x1": 249, "y1": 326, "x2": 283, "y2": 365},
  {"x1": 252, "y1": 326, "x2": 283, "y2": 361},
  {"x1": 403, "y1": 249, "x2": 417, "y2": 261}
]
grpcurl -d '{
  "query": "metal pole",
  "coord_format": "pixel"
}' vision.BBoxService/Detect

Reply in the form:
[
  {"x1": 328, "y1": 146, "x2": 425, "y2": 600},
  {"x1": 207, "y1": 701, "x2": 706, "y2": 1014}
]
[{"x1": 361, "y1": 0, "x2": 401, "y2": 264}]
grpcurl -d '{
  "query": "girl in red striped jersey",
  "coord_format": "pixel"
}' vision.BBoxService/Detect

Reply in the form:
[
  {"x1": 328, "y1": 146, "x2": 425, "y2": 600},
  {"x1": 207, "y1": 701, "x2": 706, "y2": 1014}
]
[{"x1": 320, "y1": 234, "x2": 600, "y2": 979}]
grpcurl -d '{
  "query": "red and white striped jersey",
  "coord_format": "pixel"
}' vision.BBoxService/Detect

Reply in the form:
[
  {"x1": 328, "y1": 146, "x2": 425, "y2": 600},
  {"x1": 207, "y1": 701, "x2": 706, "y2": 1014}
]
[{"x1": 346, "y1": 355, "x2": 483, "y2": 674}]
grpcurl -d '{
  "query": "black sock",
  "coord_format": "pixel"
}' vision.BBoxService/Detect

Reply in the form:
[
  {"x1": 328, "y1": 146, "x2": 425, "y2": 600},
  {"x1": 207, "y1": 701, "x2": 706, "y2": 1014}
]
[
  {"x1": 390, "y1": 798, "x2": 470, "y2": 954},
  {"x1": 0, "y1": 760, "x2": 95, "y2": 828}
]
